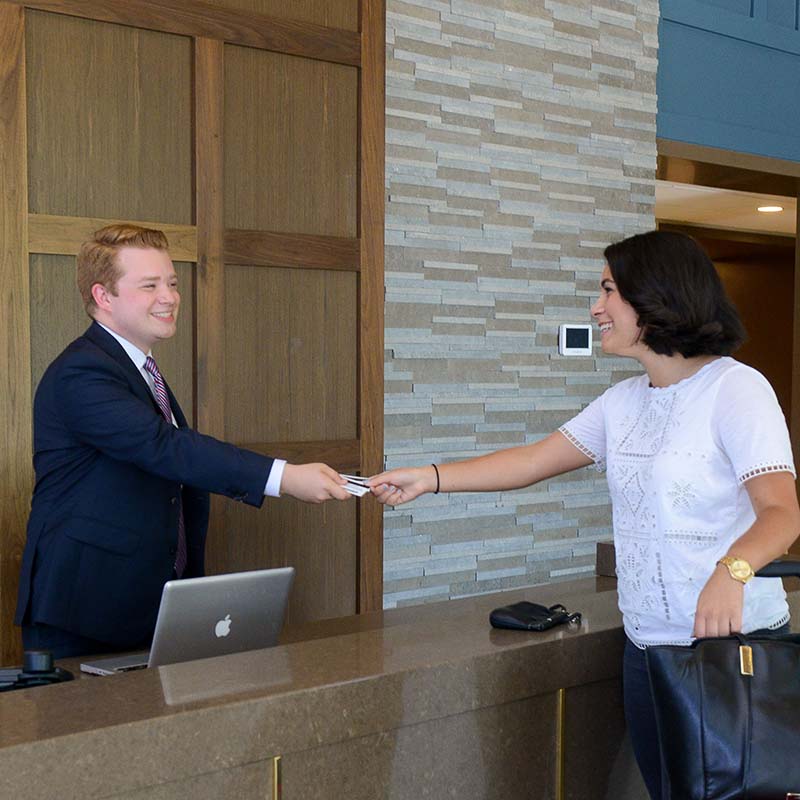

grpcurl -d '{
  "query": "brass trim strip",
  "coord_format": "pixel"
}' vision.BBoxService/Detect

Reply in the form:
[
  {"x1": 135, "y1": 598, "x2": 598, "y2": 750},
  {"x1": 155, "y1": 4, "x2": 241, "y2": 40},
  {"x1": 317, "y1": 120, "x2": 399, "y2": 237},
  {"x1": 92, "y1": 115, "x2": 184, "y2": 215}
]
[
  {"x1": 272, "y1": 755, "x2": 282, "y2": 800},
  {"x1": 555, "y1": 687, "x2": 566, "y2": 800}
]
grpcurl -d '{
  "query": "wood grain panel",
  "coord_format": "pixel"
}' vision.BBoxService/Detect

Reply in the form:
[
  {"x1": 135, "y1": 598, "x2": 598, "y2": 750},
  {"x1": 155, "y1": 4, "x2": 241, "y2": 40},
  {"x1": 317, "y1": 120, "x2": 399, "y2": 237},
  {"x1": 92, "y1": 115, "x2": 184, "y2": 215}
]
[
  {"x1": 26, "y1": 10, "x2": 192, "y2": 223},
  {"x1": 717, "y1": 253, "x2": 793, "y2": 417},
  {"x1": 224, "y1": 45, "x2": 358, "y2": 237},
  {"x1": 216, "y1": 497, "x2": 357, "y2": 624},
  {"x1": 225, "y1": 229, "x2": 359, "y2": 271},
  {"x1": 194, "y1": 37, "x2": 228, "y2": 588},
  {"x1": 242, "y1": 439, "x2": 359, "y2": 473},
  {"x1": 0, "y1": 1, "x2": 30, "y2": 667},
  {"x1": 204, "y1": 0, "x2": 356, "y2": 31},
  {"x1": 29, "y1": 256, "x2": 195, "y2": 418},
  {"x1": 223, "y1": 265, "x2": 357, "y2": 443},
  {"x1": 13, "y1": 0, "x2": 360, "y2": 66},
  {"x1": 195, "y1": 38, "x2": 225, "y2": 438},
  {"x1": 28, "y1": 214, "x2": 197, "y2": 261},
  {"x1": 357, "y1": 0, "x2": 385, "y2": 614}
]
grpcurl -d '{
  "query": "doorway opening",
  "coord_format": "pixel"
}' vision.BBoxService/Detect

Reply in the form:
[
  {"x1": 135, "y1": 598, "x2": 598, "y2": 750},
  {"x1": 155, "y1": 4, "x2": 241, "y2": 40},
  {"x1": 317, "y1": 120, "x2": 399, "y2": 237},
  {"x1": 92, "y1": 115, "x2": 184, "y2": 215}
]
[{"x1": 656, "y1": 139, "x2": 799, "y2": 423}]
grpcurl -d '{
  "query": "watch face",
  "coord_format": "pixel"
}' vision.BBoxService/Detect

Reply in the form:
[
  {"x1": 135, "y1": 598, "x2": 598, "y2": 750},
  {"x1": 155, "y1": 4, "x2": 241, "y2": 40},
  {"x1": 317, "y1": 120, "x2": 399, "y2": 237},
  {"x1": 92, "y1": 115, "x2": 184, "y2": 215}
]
[{"x1": 729, "y1": 559, "x2": 752, "y2": 580}]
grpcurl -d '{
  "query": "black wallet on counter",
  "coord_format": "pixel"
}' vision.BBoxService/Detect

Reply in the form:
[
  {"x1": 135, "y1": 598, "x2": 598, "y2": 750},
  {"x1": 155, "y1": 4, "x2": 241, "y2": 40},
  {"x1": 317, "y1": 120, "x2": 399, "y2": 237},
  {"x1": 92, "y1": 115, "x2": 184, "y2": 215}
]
[{"x1": 489, "y1": 601, "x2": 582, "y2": 631}]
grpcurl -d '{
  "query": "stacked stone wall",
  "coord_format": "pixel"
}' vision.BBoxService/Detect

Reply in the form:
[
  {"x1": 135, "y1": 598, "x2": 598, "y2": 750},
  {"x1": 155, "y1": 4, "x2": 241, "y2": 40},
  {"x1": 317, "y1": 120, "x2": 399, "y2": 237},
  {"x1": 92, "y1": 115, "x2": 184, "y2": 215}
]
[{"x1": 383, "y1": 0, "x2": 659, "y2": 607}]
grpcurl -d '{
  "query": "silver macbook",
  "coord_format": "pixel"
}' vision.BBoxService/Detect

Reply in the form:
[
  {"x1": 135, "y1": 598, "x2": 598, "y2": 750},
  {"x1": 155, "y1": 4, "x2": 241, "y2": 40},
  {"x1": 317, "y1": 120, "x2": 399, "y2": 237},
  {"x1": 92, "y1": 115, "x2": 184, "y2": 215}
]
[{"x1": 80, "y1": 567, "x2": 294, "y2": 675}]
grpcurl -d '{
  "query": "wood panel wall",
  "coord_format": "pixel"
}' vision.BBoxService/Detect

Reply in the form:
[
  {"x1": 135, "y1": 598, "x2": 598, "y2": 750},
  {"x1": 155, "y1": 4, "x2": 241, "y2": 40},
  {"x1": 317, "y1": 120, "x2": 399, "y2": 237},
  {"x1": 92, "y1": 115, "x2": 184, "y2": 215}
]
[
  {"x1": 0, "y1": 0, "x2": 384, "y2": 666},
  {"x1": 709, "y1": 240, "x2": 795, "y2": 419}
]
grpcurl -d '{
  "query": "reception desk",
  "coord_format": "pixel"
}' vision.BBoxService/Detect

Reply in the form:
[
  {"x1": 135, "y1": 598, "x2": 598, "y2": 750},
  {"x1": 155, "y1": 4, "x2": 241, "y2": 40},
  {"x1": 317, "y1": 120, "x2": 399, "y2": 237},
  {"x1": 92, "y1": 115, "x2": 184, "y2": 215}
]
[{"x1": 3, "y1": 576, "x2": 789, "y2": 800}]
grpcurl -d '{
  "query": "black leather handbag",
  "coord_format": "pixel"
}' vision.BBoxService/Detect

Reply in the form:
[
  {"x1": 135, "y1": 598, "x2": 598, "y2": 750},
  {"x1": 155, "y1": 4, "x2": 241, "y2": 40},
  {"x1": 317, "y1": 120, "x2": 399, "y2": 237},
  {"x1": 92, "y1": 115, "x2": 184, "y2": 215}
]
[
  {"x1": 489, "y1": 601, "x2": 581, "y2": 631},
  {"x1": 645, "y1": 560, "x2": 800, "y2": 800}
]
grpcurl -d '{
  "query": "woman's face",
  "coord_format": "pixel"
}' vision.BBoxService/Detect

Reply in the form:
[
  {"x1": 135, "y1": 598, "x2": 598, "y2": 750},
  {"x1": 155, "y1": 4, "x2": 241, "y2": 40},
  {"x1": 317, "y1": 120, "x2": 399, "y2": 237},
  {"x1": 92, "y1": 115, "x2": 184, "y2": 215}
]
[{"x1": 591, "y1": 264, "x2": 643, "y2": 357}]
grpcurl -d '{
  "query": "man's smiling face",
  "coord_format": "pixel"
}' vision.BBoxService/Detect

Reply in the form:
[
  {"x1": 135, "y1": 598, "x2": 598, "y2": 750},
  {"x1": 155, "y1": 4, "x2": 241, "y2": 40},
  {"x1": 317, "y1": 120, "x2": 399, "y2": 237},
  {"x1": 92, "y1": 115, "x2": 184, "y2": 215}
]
[{"x1": 93, "y1": 246, "x2": 180, "y2": 353}]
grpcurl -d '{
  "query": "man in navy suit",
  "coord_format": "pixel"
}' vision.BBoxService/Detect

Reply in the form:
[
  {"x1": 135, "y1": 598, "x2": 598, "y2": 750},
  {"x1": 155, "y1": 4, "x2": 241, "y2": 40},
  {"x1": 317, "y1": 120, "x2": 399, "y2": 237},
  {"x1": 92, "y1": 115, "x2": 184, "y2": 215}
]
[{"x1": 15, "y1": 224, "x2": 351, "y2": 658}]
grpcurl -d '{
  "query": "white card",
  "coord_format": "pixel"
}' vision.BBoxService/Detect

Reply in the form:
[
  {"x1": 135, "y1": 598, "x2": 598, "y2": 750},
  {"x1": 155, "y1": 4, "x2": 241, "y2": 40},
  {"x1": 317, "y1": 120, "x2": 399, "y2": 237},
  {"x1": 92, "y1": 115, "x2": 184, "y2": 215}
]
[
  {"x1": 340, "y1": 473, "x2": 370, "y2": 485},
  {"x1": 343, "y1": 483, "x2": 370, "y2": 497}
]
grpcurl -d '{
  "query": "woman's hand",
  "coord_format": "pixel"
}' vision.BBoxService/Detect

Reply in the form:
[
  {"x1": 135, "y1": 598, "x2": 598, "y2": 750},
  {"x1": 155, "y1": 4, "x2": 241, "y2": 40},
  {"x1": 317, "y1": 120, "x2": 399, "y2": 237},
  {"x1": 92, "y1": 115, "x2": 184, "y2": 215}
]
[
  {"x1": 367, "y1": 466, "x2": 437, "y2": 506},
  {"x1": 692, "y1": 471, "x2": 800, "y2": 639},
  {"x1": 692, "y1": 564, "x2": 744, "y2": 638}
]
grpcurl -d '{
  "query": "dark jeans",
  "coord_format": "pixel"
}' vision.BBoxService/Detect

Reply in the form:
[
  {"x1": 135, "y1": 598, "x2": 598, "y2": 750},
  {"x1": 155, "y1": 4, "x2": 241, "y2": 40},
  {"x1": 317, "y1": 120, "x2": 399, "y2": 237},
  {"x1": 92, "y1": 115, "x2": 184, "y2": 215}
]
[
  {"x1": 21, "y1": 623, "x2": 130, "y2": 660},
  {"x1": 623, "y1": 622, "x2": 791, "y2": 800}
]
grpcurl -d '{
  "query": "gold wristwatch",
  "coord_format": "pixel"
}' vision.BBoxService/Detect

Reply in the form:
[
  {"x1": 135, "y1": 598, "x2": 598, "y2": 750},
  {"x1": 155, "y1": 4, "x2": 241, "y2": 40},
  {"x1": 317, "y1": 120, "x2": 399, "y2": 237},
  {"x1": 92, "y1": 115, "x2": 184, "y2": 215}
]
[{"x1": 716, "y1": 555, "x2": 755, "y2": 584}]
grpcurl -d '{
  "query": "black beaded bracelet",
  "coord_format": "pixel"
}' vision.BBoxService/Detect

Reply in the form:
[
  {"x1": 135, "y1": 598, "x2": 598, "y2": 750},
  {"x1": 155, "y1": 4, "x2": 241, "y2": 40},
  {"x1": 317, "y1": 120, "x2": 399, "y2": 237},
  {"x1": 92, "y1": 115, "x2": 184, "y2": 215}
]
[{"x1": 431, "y1": 463, "x2": 440, "y2": 494}]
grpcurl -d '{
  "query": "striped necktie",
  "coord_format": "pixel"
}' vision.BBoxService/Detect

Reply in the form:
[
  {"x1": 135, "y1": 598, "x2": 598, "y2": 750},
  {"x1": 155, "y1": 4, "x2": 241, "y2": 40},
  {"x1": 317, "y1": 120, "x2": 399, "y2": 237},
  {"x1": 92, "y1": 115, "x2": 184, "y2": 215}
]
[{"x1": 144, "y1": 356, "x2": 187, "y2": 577}]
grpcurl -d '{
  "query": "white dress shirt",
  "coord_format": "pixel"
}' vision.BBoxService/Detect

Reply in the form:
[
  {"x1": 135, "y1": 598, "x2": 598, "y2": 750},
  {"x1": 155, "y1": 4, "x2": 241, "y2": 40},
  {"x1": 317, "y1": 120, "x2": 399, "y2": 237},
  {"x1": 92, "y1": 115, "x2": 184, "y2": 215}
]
[{"x1": 98, "y1": 323, "x2": 285, "y2": 497}]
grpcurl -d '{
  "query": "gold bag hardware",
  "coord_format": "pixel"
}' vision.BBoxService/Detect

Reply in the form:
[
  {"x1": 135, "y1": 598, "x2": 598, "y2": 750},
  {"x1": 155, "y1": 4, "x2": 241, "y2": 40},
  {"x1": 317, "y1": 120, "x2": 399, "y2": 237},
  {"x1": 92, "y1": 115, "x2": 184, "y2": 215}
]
[{"x1": 739, "y1": 644, "x2": 754, "y2": 676}]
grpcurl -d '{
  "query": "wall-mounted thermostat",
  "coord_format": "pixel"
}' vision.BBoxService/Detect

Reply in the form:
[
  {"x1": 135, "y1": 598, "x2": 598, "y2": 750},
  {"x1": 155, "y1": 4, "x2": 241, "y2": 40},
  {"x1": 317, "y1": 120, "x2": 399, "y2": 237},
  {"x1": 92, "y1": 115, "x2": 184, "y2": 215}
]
[{"x1": 558, "y1": 324, "x2": 592, "y2": 356}]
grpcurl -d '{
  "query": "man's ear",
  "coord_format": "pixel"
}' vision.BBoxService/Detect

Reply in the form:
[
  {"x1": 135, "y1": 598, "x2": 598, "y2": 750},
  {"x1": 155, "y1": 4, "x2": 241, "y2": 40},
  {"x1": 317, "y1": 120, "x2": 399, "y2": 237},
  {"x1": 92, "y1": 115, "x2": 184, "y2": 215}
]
[{"x1": 91, "y1": 283, "x2": 113, "y2": 312}]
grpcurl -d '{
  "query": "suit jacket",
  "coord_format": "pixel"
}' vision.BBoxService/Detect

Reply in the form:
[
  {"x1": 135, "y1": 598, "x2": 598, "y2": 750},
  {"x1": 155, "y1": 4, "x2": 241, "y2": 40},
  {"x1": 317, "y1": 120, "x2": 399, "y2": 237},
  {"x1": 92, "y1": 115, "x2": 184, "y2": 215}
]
[{"x1": 15, "y1": 322, "x2": 274, "y2": 646}]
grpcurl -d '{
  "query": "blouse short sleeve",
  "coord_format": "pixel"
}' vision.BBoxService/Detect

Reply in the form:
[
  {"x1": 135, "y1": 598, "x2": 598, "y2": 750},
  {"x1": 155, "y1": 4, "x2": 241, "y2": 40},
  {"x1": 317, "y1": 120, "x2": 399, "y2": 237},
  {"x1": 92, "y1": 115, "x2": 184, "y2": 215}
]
[
  {"x1": 714, "y1": 366, "x2": 795, "y2": 484},
  {"x1": 559, "y1": 392, "x2": 607, "y2": 470}
]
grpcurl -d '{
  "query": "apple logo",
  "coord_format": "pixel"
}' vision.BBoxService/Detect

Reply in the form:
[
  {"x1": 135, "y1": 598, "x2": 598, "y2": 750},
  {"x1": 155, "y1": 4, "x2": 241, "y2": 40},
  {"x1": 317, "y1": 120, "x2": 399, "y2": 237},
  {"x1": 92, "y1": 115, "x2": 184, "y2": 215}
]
[{"x1": 214, "y1": 614, "x2": 232, "y2": 638}]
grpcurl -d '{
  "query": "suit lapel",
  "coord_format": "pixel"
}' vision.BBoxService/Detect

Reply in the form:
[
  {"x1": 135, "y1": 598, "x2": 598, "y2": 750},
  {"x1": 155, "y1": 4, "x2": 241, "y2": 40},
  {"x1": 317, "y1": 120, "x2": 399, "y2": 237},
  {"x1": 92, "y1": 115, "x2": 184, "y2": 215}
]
[{"x1": 83, "y1": 322, "x2": 181, "y2": 423}]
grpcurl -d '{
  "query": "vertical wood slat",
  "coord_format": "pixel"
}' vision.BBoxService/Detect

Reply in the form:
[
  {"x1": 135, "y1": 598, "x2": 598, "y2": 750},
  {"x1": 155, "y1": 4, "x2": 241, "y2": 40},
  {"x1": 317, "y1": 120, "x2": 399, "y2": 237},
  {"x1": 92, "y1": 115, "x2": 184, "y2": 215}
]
[
  {"x1": 357, "y1": 0, "x2": 385, "y2": 613},
  {"x1": 195, "y1": 37, "x2": 225, "y2": 438},
  {"x1": 194, "y1": 38, "x2": 229, "y2": 576},
  {"x1": 793, "y1": 188, "x2": 800, "y2": 556},
  {"x1": 0, "y1": 2, "x2": 30, "y2": 666}
]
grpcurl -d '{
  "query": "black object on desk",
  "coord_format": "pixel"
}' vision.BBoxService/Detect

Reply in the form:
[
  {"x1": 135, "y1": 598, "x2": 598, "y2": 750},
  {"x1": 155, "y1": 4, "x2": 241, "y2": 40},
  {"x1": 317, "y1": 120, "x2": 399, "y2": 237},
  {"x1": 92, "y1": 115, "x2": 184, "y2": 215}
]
[
  {"x1": 0, "y1": 650, "x2": 74, "y2": 692},
  {"x1": 489, "y1": 601, "x2": 582, "y2": 631}
]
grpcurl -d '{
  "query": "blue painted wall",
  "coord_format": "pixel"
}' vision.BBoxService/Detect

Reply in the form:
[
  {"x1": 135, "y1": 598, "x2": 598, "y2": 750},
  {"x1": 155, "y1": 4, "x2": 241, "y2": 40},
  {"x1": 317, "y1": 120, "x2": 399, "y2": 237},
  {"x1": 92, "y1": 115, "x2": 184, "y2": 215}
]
[{"x1": 657, "y1": 0, "x2": 800, "y2": 162}]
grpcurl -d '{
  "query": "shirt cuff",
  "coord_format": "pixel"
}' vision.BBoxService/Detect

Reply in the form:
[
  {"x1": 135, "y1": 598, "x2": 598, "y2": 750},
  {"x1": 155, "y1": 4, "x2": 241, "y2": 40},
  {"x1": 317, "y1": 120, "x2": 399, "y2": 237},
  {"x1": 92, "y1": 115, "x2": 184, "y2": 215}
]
[{"x1": 264, "y1": 459, "x2": 287, "y2": 497}]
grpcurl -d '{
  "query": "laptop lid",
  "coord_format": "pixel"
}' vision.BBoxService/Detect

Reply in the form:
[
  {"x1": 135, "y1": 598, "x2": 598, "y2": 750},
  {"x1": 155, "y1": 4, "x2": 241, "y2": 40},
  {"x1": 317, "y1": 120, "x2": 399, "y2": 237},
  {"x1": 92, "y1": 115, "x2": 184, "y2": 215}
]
[{"x1": 147, "y1": 567, "x2": 295, "y2": 668}]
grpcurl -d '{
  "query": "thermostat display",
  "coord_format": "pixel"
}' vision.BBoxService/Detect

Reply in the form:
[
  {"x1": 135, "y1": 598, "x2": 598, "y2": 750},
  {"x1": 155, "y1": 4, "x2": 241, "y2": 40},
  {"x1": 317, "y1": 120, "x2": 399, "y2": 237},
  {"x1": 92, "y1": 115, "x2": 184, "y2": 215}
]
[{"x1": 558, "y1": 324, "x2": 592, "y2": 356}]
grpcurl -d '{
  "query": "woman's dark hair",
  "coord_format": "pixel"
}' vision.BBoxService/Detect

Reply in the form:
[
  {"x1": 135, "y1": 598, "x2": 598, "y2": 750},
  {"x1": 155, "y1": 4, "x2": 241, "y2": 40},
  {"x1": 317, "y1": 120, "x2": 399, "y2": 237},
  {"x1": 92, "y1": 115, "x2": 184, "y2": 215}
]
[{"x1": 603, "y1": 230, "x2": 746, "y2": 358}]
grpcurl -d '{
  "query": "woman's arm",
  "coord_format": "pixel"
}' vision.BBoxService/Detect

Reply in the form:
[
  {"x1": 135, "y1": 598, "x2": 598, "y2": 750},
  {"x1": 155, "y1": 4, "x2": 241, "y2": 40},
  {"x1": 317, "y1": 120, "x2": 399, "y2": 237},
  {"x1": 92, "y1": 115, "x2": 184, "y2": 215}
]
[
  {"x1": 693, "y1": 471, "x2": 800, "y2": 638},
  {"x1": 367, "y1": 430, "x2": 594, "y2": 506}
]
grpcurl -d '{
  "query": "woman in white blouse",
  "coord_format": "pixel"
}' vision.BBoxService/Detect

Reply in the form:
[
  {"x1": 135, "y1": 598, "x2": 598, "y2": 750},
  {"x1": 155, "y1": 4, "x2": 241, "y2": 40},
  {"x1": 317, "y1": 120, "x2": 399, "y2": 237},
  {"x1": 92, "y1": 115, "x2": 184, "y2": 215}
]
[{"x1": 367, "y1": 230, "x2": 800, "y2": 799}]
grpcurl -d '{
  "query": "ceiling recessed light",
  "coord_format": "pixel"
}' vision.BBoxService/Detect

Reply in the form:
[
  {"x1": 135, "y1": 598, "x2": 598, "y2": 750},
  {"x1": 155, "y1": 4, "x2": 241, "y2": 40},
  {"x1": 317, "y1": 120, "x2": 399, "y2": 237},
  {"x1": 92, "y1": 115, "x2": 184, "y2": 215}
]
[{"x1": 757, "y1": 205, "x2": 783, "y2": 213}]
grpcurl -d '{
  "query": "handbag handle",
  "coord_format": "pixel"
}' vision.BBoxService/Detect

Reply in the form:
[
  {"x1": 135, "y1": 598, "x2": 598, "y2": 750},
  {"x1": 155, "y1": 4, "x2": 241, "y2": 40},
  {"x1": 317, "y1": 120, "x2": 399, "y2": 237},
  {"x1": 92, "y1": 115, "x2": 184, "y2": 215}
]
[{"x1": 754, "y1": 559, "x2": 800, "y2": 578}]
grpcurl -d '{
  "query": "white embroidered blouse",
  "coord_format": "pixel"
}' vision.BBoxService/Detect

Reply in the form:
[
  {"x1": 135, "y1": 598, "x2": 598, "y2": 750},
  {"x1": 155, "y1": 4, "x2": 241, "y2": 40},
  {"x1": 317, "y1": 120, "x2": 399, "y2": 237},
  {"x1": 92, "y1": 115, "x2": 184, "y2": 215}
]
[{"x1": 559, "y1": 357, "x2": 794, "y2": 648}]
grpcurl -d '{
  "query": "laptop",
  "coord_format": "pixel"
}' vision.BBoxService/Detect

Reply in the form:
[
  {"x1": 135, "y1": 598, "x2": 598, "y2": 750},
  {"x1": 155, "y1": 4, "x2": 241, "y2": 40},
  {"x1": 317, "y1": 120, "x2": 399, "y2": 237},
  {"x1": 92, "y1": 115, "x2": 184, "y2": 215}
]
[{"x1": 80, "y1": 567, "x2": 294, "y2": 675}]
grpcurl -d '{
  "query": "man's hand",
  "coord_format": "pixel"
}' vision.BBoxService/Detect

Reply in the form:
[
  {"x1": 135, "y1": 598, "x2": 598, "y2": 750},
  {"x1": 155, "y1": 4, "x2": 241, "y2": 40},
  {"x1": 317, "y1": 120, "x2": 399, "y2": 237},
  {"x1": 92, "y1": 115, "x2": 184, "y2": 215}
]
[
  {"x1": 280, "y1": 463, "x2": 352, "y2": 503},
  {"x1": 692, "y1": 564, "x2": 745, "y2": 638}
]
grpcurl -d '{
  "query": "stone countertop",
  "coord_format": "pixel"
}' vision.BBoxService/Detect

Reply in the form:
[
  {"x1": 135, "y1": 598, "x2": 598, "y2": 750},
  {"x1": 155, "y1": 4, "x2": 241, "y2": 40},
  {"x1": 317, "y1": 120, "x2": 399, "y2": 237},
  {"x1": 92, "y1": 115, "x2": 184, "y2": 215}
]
[
  {"x1": 4, "y1": 575, "x2": 794, "y2": 799},
  {"x1": 0, "y1": 577, "x2": 623, "y2": 797},
  {"x1": 1, "y1": 577, "x2": 620, "y2": 744}
]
